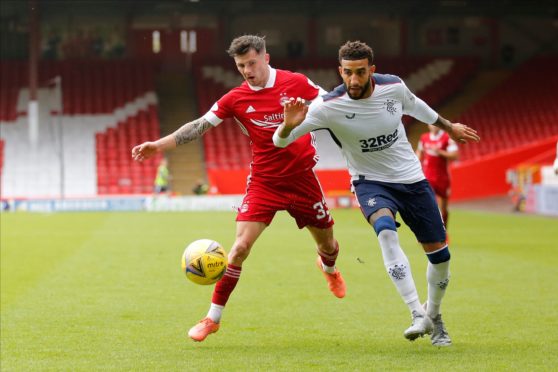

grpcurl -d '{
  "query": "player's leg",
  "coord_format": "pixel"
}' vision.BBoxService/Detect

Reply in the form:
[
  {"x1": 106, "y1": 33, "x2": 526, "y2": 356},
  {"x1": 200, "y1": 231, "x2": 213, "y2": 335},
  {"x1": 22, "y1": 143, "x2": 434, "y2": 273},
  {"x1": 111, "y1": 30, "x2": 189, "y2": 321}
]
[
  {"x1": 353, "y1": 180, "x2": 430, "y2": 340},
  {"x1": 438, "y1": 193, "x2": 450, "y2": 243},
  {"x1": 211, "y1": 221, "x2": 268, "y2": 318},
  {"x1": 418, "y1": 221, "x2": 450, "y2": 324},
  {"x1": 422, "y1": 240, "x2": 451, "y2": 321},
  {"x1": 368, "y1": 208, "x2": 431, "y2": 340},
  {"x1": 431, "y1": 180, "x2": 450, "y2": 229},
  {"x1": 306, "y1": 224, "x2": 338, "y2": 272},
  {"x1": 188, "y1": 221, "x2": 267, "y2": 342},
  {"x1": 403, "y1": 180, "x2": 451, "y2": 346},
  {"x1": 439, "y1": 195, "x2": 449, "y2": 229},
  {"x1": 421, "y1": 240, "x2": 452, "y2": 346},
  {"x1": 306, "y1": 225, "x2": 346, "y2": 298},
  {"x1": 369, "y1": 208, "x2": 421, "y2": 312},
  {"x1": 288, "y1": 169, "x2": 345, "y2": 298}
]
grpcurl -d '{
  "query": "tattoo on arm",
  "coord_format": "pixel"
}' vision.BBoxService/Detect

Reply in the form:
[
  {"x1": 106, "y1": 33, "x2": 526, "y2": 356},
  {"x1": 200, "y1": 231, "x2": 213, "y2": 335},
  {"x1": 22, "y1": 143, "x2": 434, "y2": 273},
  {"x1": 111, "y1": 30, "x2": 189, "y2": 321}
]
[
  {"x1": 174, "y1": 118, "x2": 212, "y2": 146},
  {"x1": 434, "y1": 115, "x2": 453, "y2": 133}
]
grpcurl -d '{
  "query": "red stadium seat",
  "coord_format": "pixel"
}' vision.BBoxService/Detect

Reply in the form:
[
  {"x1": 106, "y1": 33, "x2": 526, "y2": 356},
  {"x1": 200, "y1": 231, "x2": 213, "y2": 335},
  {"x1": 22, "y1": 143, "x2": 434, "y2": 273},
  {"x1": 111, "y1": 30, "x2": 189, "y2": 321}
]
[{"x1": 457, "y1": 56, "x2": 558, "y2": 160}]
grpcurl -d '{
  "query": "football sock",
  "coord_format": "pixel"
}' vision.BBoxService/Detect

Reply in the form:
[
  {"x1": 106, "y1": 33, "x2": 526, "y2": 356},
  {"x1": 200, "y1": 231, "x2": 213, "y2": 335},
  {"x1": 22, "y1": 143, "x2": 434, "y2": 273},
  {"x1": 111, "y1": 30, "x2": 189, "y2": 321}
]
[
  {"x1": 207, "y1": 303, "x2": 224, "y2": 323},
  {"x1": 210, "y1": 264, "x2": 242, "y2": 319},
  {"x1": 376, "y1": 228, "x2": 422, "y2": 314},
  {"x1": 318, "y1": 241, "x2": 339, "y2": 274},
  {"x1": 426, "y1": 246, "x2": 451, "y2": 318}
]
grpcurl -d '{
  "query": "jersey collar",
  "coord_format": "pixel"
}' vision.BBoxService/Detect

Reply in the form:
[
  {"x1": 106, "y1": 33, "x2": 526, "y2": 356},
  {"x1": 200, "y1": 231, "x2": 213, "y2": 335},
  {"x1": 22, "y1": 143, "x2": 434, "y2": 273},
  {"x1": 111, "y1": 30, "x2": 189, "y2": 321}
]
[{"x1": 247, "y1": 66, "x2": 276, "y2": 91}]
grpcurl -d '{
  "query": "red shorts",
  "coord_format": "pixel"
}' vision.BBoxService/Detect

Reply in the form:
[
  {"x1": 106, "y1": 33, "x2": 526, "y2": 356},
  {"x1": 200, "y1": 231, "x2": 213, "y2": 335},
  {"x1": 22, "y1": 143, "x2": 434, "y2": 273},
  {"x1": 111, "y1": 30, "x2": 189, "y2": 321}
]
[
  {"x1": 427, "y1": 177, "x2": 450, "y2": 198},
  {"x1": 236, "y1": 169, "x2": 334, "y2": 229}
]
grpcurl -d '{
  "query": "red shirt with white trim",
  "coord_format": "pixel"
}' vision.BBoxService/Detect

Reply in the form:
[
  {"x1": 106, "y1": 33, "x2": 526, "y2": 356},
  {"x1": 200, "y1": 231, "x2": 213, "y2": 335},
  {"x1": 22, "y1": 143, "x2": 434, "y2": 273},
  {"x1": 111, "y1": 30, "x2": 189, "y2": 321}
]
[{"x1": 203, "y1": 67, "x2": 320, "y2": 178}]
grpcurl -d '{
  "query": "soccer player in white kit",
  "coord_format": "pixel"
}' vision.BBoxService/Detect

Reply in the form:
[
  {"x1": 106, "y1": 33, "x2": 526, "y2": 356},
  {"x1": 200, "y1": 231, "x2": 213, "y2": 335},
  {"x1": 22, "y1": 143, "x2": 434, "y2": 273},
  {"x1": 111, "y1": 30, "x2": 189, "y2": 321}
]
[{"x1": 273, "y1": 41, "x2": 480, "y2": 346}]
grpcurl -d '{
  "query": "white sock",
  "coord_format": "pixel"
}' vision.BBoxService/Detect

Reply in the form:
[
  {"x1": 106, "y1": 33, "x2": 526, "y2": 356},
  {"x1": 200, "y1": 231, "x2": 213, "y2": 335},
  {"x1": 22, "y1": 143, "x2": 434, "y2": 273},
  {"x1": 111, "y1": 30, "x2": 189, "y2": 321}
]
[
  {"x1": 321, "y1": 262, "x2": 336, "y2": 274},
  {"x1": 207, "y1": 303, "x2": 224, "y2": 323},
  {"x1": 426, "y1": 261, "x2": 450, "y2": 318},
  {"x1": 377, "y1": 230, "x2": 423, "y2": 315}
]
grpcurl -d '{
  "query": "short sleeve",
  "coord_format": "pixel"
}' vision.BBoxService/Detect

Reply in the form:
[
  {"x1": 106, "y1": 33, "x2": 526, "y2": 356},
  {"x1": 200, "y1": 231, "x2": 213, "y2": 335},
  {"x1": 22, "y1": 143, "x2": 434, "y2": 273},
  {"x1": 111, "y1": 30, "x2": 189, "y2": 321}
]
[
  {"x1": 293, "y1": 72, "x2": 321, "y2": 101},
  {"x1": 202, "y1": 92, "x2": 235, "y2": 126}
]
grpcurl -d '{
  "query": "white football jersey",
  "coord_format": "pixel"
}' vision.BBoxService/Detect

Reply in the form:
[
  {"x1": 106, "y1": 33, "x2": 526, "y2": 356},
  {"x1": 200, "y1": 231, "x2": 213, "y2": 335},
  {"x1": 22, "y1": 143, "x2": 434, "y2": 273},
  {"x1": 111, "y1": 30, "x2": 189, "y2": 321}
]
[{"x1": 274, "y1": 74, "x2": 439, "y2": 184}]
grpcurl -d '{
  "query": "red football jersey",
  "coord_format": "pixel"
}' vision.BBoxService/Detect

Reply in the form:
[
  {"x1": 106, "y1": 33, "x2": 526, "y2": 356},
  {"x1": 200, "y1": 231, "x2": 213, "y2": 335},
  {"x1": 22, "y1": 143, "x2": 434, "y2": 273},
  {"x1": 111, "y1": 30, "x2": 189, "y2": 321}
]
[
  {"x1": 418, "y1": 131, "x2": 457, "y2": 182},
  {"x1": 203, "y1": 67, "x2": 320, "y2": 178}
]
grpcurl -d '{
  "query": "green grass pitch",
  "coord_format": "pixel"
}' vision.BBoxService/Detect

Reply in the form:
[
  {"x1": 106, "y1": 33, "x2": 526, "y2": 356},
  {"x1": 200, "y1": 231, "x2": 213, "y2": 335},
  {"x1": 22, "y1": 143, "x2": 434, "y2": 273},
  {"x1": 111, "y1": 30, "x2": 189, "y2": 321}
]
[{"x1": 1, "y1": 209, "x2": 557, "y2": 371}]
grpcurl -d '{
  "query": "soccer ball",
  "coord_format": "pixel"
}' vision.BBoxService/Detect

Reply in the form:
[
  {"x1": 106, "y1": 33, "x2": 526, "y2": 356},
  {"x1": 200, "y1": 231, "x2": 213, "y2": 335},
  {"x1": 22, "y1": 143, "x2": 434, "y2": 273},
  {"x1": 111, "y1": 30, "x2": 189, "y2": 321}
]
[{"x1": 181, "y1": 239, "x2": 228, "y2": 285}]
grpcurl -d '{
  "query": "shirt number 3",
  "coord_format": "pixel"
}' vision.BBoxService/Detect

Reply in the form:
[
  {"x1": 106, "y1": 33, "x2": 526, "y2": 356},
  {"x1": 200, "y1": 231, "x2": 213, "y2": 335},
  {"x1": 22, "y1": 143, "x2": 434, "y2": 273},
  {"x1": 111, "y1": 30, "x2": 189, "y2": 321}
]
[{"x1": 313, "y1": 200, "x2": 329, "y2": 220}]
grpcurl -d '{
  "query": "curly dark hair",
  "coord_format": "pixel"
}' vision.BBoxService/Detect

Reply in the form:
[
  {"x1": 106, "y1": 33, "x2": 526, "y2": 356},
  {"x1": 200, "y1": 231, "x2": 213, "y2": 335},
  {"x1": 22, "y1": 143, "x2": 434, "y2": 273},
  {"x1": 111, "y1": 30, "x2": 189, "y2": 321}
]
[
  {"x1": 338, "y1": 41, "x2": 374, "y2": 65},
  {"x1": 227, "y1": 35, "x2": 266, "y2": 57}
]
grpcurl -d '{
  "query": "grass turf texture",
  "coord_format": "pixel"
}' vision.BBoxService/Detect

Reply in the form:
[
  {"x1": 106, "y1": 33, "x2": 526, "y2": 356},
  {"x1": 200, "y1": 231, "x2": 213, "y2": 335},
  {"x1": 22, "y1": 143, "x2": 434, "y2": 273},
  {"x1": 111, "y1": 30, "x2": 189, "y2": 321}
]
[{"x1": 1, "y1": 209, "x2": 557, "y2": 371}]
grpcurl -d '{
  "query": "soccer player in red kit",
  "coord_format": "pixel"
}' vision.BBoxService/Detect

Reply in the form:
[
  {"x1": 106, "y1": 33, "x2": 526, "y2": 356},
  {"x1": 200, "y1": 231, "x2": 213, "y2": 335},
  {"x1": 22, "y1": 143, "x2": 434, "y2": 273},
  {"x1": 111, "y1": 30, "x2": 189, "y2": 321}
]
[
  {"x1": 416, "y1": 124, "x2": 459, "y2": 227},
  {"x1": 131, "y1": 35, "x2": 346, "y2": 342}
]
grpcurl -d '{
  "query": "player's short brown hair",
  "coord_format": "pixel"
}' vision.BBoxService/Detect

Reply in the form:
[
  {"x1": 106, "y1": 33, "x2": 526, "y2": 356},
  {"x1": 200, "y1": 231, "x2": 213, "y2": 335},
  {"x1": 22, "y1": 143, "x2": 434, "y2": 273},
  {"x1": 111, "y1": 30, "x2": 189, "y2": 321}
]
[
  {"x1": 338, "y1": 41, "x2": 374, "y2": 65},
  {"x1": 227, "y1": 35, "x2": 266, "y2": 57}
]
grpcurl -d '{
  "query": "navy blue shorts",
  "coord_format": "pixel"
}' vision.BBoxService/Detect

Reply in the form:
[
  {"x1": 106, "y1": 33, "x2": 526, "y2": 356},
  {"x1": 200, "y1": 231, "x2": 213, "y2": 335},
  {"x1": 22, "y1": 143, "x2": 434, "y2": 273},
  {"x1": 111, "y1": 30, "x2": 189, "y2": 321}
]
[{"x1": 353, "y1": 178, "x2": 446, "y2": 243}]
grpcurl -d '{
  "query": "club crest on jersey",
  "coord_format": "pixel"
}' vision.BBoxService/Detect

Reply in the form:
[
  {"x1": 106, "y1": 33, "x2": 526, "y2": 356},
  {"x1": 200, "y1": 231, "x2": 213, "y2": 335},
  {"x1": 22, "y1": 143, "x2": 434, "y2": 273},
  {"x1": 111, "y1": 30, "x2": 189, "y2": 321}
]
[
  {"x1": 383, "y1": 99, "x2": 397, "y2": 115},
  {"x1": 279, "y1": 92, "x2": 290, "y2": 106}
]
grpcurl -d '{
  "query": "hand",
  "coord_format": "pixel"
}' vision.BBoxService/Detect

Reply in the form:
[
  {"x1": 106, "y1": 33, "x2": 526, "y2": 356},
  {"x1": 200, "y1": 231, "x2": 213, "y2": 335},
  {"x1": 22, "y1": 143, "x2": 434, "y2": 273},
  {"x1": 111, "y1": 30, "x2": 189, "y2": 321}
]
[
  {"x1": 283, "y1": 97, "x2": 308, "y2": 130},
  {"x1": 131, "y1": 142, "x2": 159, "y2": 162},
  {"x1": 448, "y1": 123, "x2": 480, "y2": 144}
]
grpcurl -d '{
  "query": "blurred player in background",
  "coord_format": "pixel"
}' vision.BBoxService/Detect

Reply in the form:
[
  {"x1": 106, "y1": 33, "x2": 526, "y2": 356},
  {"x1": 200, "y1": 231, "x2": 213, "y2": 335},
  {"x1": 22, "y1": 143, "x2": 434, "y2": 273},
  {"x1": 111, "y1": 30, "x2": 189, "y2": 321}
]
[
  {"x1": 132, "y1": 35, "x2": 345, "y2": 342},
  {"x1": 415, "y1": 125, "x2": 459, "y2": 229},
  {"x1": 274, "y1": 41, "x2": 480, "y2": 346},
  {"x1": 153, "y1": 157, "x2": 170, "y2": 194}
]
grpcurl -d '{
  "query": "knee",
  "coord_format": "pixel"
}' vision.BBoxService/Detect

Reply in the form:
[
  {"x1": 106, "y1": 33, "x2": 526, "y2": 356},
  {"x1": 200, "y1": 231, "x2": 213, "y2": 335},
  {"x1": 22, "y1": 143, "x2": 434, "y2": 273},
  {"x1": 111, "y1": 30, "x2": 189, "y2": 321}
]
[
  {"x1": 373, "y1": 216, "x2": 397, "y2": 236},
  {"x1": 229, "y1": 239, "x2": 253, "y2": 261},
  {"x1": 373, "y1": 216, "x2": 399, "y2": 249}
]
